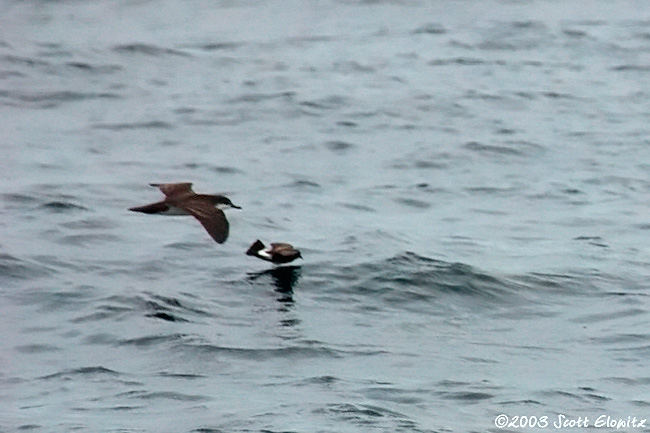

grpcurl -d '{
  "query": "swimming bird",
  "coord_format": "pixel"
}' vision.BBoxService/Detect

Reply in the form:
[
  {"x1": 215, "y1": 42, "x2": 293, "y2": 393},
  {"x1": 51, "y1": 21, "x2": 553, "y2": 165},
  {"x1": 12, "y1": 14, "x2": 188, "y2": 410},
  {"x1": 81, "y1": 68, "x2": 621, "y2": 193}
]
[
  {"x1": 246, "y1": 240, "x2": 302, "y2": 264},
  {"x1": 129, "y1": 183, "x2": 240, "y2": 244}
]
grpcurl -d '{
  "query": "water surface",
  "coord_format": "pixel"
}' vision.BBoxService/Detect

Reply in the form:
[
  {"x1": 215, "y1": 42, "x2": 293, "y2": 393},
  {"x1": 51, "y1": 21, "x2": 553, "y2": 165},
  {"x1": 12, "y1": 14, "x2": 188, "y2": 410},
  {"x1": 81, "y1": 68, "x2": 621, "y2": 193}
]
[{"x1": 1, "y1": 1, "x2": 650, "y2": 432}]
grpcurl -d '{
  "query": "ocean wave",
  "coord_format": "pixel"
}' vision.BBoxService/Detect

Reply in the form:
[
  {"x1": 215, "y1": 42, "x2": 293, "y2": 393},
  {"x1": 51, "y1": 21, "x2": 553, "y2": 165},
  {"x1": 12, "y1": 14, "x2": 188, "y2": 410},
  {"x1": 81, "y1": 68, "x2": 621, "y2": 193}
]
[
  {"x1": 308, "y1": 252, "x2": 516, "y2": 310},
  {"x1": 305, "y1": 252, "x2": 622, "y2": 316}
]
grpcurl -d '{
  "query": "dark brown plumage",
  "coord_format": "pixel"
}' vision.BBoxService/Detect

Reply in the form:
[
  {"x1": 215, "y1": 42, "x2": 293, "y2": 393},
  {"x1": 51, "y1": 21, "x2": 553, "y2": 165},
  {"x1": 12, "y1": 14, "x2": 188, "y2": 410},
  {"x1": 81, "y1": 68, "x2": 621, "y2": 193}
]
[
  {"x1": 246, "y1": 240, "x2": 302, "y2": 264},
  {"x1": 129, "y1": 183, "x2": 240, "y2": 244}
]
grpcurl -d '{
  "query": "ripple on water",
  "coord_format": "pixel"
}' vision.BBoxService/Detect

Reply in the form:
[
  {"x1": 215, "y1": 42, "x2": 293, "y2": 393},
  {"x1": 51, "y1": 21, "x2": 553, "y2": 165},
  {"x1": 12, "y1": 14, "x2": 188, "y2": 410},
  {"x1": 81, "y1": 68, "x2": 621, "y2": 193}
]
[
  {"x1": 92, "y1": 120, "x2": 175, "y2": 130},
  {"x1": 72, "y1": 292, "x2": 213, "y2": 325},
  {"x1": 38, "y1": 366, "x2": 120, "y2": 380},
  {"x1": 40, "y1": 201, "x2": 88, "y2": 212},
  {"x1": 14, "y1": 344, "x2": 62, "y2": 354},
  {"x1": 179, "y1": 343, "x2": 348, "y2": 361},
  {"x1": 115, "y1": 390, "x2": 210, "y2": 402},
  {"x1": 464, "y1": 140, "x2": 545, "y2": 157},
  {"x1": 58, "y1": 233, "x2": 121, "y2": 247},
  {"x1": 0, "y1": 253, "x2": 54, "y2": 283},
  {"x1": 324, "y1": 140, "x2": 355, "y2": 153},
  {"x1": 316, "y1": 403, "x2": 419, "y2": 432},
  {"x1": 0, "y1": 90, "x2": 121, "y2": 108},
  {"x1": 112, "y1": 43, "x2": 190, "y2": 57},
  {"x1": 1, "y1": 193, "x2": 40, "y2": 205},
  {"x1": 309, "y1": 252, "x2": 519, "y2": 311}
]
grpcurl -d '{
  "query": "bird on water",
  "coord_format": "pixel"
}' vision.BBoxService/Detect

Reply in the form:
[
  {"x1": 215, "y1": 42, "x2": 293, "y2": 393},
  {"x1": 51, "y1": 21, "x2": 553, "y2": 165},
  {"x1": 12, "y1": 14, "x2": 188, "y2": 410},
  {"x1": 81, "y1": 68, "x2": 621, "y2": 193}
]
[{"x1": 246, "y1": 240, "x2": 302, "y2": 264}]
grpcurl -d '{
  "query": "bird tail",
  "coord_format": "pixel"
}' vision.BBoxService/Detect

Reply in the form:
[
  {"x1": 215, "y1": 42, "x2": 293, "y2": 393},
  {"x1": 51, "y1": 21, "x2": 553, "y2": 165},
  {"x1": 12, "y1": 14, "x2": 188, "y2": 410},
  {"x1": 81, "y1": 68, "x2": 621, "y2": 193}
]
[
  {"x1": 246, "y1": 240, "x2": 265, "y2": 256},
  {"x1": 129, "y1": 202, "x2": 169, "y2": 214}
]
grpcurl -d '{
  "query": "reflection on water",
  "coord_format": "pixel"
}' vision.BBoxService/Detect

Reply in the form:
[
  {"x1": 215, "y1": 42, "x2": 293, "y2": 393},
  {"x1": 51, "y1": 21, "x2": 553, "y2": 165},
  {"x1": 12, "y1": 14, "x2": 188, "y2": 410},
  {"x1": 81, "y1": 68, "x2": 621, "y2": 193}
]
[{"x1": 248, "y1": 266, "x2": 302, "y2": 304}]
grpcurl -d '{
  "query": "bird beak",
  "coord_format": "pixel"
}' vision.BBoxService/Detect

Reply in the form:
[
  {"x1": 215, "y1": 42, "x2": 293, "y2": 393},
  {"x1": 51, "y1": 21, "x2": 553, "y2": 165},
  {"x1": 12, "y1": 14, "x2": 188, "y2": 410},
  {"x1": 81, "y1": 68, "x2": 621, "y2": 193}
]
[{"x1": 231, "y1": 204, "x2": 242, "y2": 209}]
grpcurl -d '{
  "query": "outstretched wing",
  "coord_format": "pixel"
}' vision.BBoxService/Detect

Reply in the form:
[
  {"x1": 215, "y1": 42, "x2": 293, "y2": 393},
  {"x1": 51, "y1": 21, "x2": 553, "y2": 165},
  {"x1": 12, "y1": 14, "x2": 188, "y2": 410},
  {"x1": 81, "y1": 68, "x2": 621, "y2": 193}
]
[
  {"x1": 182, "y1": 199, "x2": 229, "y2": 243},
  {"x1": 150, "y1": 183, "x2": 194, "y2": 198}
]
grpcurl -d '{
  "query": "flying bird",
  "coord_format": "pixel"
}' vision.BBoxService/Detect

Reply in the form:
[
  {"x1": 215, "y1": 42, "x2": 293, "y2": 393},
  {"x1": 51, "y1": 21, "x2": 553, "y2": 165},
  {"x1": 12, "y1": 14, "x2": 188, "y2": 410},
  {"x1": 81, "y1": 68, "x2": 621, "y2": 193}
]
[{"x1": 129, "y1": 182, "x2": 240, "y2": 244}]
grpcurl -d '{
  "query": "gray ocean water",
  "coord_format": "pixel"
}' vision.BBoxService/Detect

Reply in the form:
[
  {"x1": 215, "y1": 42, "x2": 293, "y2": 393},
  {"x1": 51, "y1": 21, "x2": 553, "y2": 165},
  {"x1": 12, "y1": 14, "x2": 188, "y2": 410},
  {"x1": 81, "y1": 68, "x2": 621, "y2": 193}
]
[{"x1": 2, "y1": 1, "x2": 650, "y2": 432}]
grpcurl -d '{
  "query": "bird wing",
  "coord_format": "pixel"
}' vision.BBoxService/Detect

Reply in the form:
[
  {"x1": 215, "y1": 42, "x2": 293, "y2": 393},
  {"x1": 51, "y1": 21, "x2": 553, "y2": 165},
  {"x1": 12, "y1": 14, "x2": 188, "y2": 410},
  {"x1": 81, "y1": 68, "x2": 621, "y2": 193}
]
[
  {"x1": 270, "y1": 243, "x2": 295, "y2": 256},
  {"x1": 181, "y1": 199, "x2": 229, "y2": 243},
  {"x1": 150, "y1": 183, "x2": 194, "y2": 198},
  {"x1": 246, "y1": 240, "x2": 266, "y2": 256}
]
